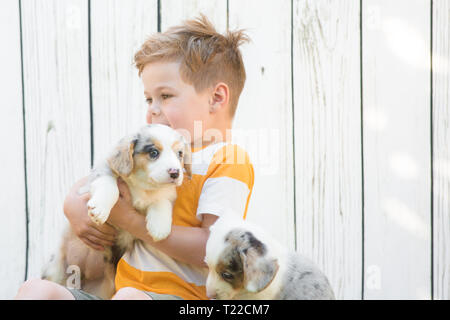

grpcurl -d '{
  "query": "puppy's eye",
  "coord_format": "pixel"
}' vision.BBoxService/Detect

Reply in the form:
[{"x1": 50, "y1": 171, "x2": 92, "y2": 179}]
[
  {"x1": 221, "y1": 272, "x2": 234, "y2": 281},
  {"x1": 149, "y1": 148, "x2": 159, "y2": 159},
  {"x1": 178, "y1": 151, "x2": 183, "y2": 159}
]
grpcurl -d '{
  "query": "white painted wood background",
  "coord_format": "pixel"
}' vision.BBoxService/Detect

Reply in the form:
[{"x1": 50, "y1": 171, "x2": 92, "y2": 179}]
[{"x1": 0, "y1": 0, "x2": 448, "y2": 300}]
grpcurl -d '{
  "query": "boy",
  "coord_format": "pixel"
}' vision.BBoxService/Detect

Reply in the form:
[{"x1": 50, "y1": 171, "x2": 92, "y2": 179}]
[{"x1": 15, "y1": 14, "x2": 254, "y2": 300}]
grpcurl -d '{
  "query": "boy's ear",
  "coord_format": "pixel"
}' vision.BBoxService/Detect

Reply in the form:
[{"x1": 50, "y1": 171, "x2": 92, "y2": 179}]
[
  {"x1": 209, "y1": 83, "x2": 229, "y2": 113},
  {"x1": 107, "y1": 134, "x2": 139, "y2": 177}
]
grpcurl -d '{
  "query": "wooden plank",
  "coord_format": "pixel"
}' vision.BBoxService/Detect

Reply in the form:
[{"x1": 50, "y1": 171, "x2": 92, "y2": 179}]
[
  {"x1": 161, "y1": 0, "x2": 227, "y2": 33},
  {"x1": 229, "y1": 0, "x2": 295, "y2": 249},
  {"x1": 362, "y1": 0, "x2": 431, "y2": 299},
  {"x1": 90, "y1": 0, "x2": 158, "y2": 163},
  {"x1": 0, "y1": 0, "x2": 27, "y2": 299},
  {"x1": 293, "y1": 0, "x2": 362, "y2": 299},
  {"x1": 21, "y1": 0, "x2": 91, "y2": 279},
  {"x1": 433, "y1": 0, "x2": 450, "y2": 301}
]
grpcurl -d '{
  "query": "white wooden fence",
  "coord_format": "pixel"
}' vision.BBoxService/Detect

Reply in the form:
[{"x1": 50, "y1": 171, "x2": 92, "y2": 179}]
[{"x1": 1, "y1": 0, "x2": 449, "y2": 300}]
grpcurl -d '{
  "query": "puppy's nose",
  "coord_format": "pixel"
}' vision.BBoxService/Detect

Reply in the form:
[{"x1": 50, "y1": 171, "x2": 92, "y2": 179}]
[{"x1": 168, "y1": 168, "x2": 180, "y2": 179}]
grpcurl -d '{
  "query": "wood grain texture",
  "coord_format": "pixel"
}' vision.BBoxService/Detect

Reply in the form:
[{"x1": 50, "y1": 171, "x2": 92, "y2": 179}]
[
  {"x1": 362, "y1": 0, "x2": 431, "y2": 299},
  {"x1": 161, "y1": 0, "x2": 227, "y2": 33},
  {"x1": 433, "y1": 0, "x2": 450, "y2": 301},
  {"x1": 21, "y1": 0, "x2": 91, "y2": 279},
  {"x1": 293, "y1": 0, "x2": 362, "y2": 299},
  {"x1": 0, "y1": 0, "x2": 27, "y2": 299},
  {"x1": 3, "y1": 0, "x2": 449, "y2": 299},
  {"x1": 229, "y1": 0, "x2": 295, "y2": 249},
  {"x1": 90, "y1": 0, "x2": 157, "y2": 163}
]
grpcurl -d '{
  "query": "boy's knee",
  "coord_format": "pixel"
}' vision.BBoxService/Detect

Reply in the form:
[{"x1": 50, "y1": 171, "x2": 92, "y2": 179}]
[
  {"x1": 16, "y1": 279, "x2": 48, "y2": 299},
  {"x1": 15, "y1": 278, "x2": 70, "y2": 300},
  {"x1": 112, "y1": 287, "x2": 152, "y2": 300}
]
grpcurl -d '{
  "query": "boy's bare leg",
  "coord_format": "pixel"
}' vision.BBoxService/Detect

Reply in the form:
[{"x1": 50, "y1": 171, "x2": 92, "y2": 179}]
[
  {"x1": 112, "y1": 287, "x2": 152, "y2": 300},
  {"x1": 15, "y1": 278, "x2": 75, "y2": 300}
]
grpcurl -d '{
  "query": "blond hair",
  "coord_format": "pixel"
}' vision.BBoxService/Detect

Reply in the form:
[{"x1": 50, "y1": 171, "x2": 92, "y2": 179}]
[{"x1": 134, "y1": 14, "x2": 250, "y2": 117}]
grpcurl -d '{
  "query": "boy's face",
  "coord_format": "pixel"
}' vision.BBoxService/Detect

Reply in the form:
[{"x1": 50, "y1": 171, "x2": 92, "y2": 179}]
[{"x1": 142, "y1": 61, "x2": 212, "y2": 145}]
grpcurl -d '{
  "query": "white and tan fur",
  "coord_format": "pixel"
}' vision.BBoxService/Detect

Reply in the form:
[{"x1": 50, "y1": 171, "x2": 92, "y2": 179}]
[
  {"x1": 42, "y1": 124, "x2": 192, "y2": 299},
  {"x1": 205, "y1": 215, "x2": 335, "y2": 300}
]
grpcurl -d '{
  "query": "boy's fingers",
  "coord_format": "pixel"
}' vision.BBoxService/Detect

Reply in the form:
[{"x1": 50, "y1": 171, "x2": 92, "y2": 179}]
[
  {"x1": 101, "y1": 222, "x2": 118, "y2": 235},
  {"x1": 86, "y1": 224, "x2": 116, "y2": 242},
  {"x1": 89, "y1": 221, "x2": 117, "y2": 238},
  {"x1": 82, "y1": 238, "x2": 105, "y2": 251},
  {"x1": 86, "y1": 234, "x2": 115, "y2": 248}
]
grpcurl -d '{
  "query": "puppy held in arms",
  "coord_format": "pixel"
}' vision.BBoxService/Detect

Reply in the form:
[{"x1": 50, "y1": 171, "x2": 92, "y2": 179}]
[
  {"x1": 205, "y1": 216, "x2": 335, "y2": 300},
  {"x1": 42, "y1": 124, "x2": 192, "y2": 299}
]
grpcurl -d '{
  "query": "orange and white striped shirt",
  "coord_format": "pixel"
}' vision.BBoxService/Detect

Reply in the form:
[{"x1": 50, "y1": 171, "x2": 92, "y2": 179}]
[{"x1": 115, "y1": 142, "x2": 254, "y2": 299}]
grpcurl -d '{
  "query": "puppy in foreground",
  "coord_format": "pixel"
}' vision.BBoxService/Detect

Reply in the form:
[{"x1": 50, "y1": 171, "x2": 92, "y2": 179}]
[
  {"x1": 205, "y1": 216, "x2": 335, "y2": 300},
  {"x1": 42, "y1": 124, "x2": 191, "y2": 299}
]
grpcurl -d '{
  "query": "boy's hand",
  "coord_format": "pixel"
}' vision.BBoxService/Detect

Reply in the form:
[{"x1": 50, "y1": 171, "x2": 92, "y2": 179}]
[{"x1": 63, "y1": 176, "x2": 117, "y2": 251}]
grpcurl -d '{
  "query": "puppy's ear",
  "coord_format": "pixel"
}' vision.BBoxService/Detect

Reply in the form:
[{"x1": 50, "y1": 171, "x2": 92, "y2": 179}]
[
  {"x1": 239, "y1": 233, "x2": 279, "y2": 293},
  {"x1": 107, "y1": 134, "x2": 139, "y2": 177}
]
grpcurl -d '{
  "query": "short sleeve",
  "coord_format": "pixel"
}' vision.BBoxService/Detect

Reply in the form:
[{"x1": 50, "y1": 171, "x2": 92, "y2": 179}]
[{"x1": 196, "y1": 144, "x2": 254, "y2": 220}]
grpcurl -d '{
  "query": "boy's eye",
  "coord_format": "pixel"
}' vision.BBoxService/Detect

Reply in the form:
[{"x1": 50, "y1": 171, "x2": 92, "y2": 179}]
[
  {"x1": 178, "y1": 151, "x2": 183, "y2": 158},
  {"x1": 145, "y1": 94, "x2": 171, "y2": 104}
]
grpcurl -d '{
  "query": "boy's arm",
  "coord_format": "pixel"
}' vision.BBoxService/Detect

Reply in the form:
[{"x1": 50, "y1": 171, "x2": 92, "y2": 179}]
[
  {"x1": 107, "y1": 179, "x2": 217, "y2": 268},
  {"x1": 64, "y1": 176, "x2": 117, "y2": 251}
]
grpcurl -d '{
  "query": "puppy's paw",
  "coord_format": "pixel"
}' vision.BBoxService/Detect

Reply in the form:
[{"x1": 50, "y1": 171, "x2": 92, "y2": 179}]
[
  {"x1": 146, "y1": 215, "x2": 172, "y2": 242},
  {"x1": 87, "y1": 199, "x2": 111, "y2": 225}
]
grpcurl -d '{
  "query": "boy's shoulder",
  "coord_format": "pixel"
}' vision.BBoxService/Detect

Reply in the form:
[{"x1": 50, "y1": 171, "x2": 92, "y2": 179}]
[
  {"x1": 191, "y1": 142, "x2": 253, "y2": 181},
  {"x1": 211, "y1": 143, "x2": 252, "y2": 166},
  {"x1": 194, "y1": 143, "x2": 254, "y2": 221},
  {"x1": 206, "y1": 142, "x2": 254, "y2": 188},
  {"x1": 193, "y1": 142, "x2": 252, "y2": 165}
]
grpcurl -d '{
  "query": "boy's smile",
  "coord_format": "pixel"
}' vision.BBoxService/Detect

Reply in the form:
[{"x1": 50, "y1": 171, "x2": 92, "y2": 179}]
[{"x1": 142, "y1": 61, "x2": 212, "y2": 144}]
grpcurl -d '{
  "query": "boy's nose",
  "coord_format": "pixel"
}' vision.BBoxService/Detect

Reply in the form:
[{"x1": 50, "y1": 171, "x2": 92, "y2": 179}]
[
  {"x1": 150, "y1": 104, "x2": 161, "y2": 116},
  {"x1": 168, "y1": 168, "x2": 180, "y2": 179}
]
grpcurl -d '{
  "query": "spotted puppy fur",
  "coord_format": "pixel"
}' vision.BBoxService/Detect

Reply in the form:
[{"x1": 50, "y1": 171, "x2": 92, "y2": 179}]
[{"x1": 205, "y1": 216, "x2": 336, "y2": 300}]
